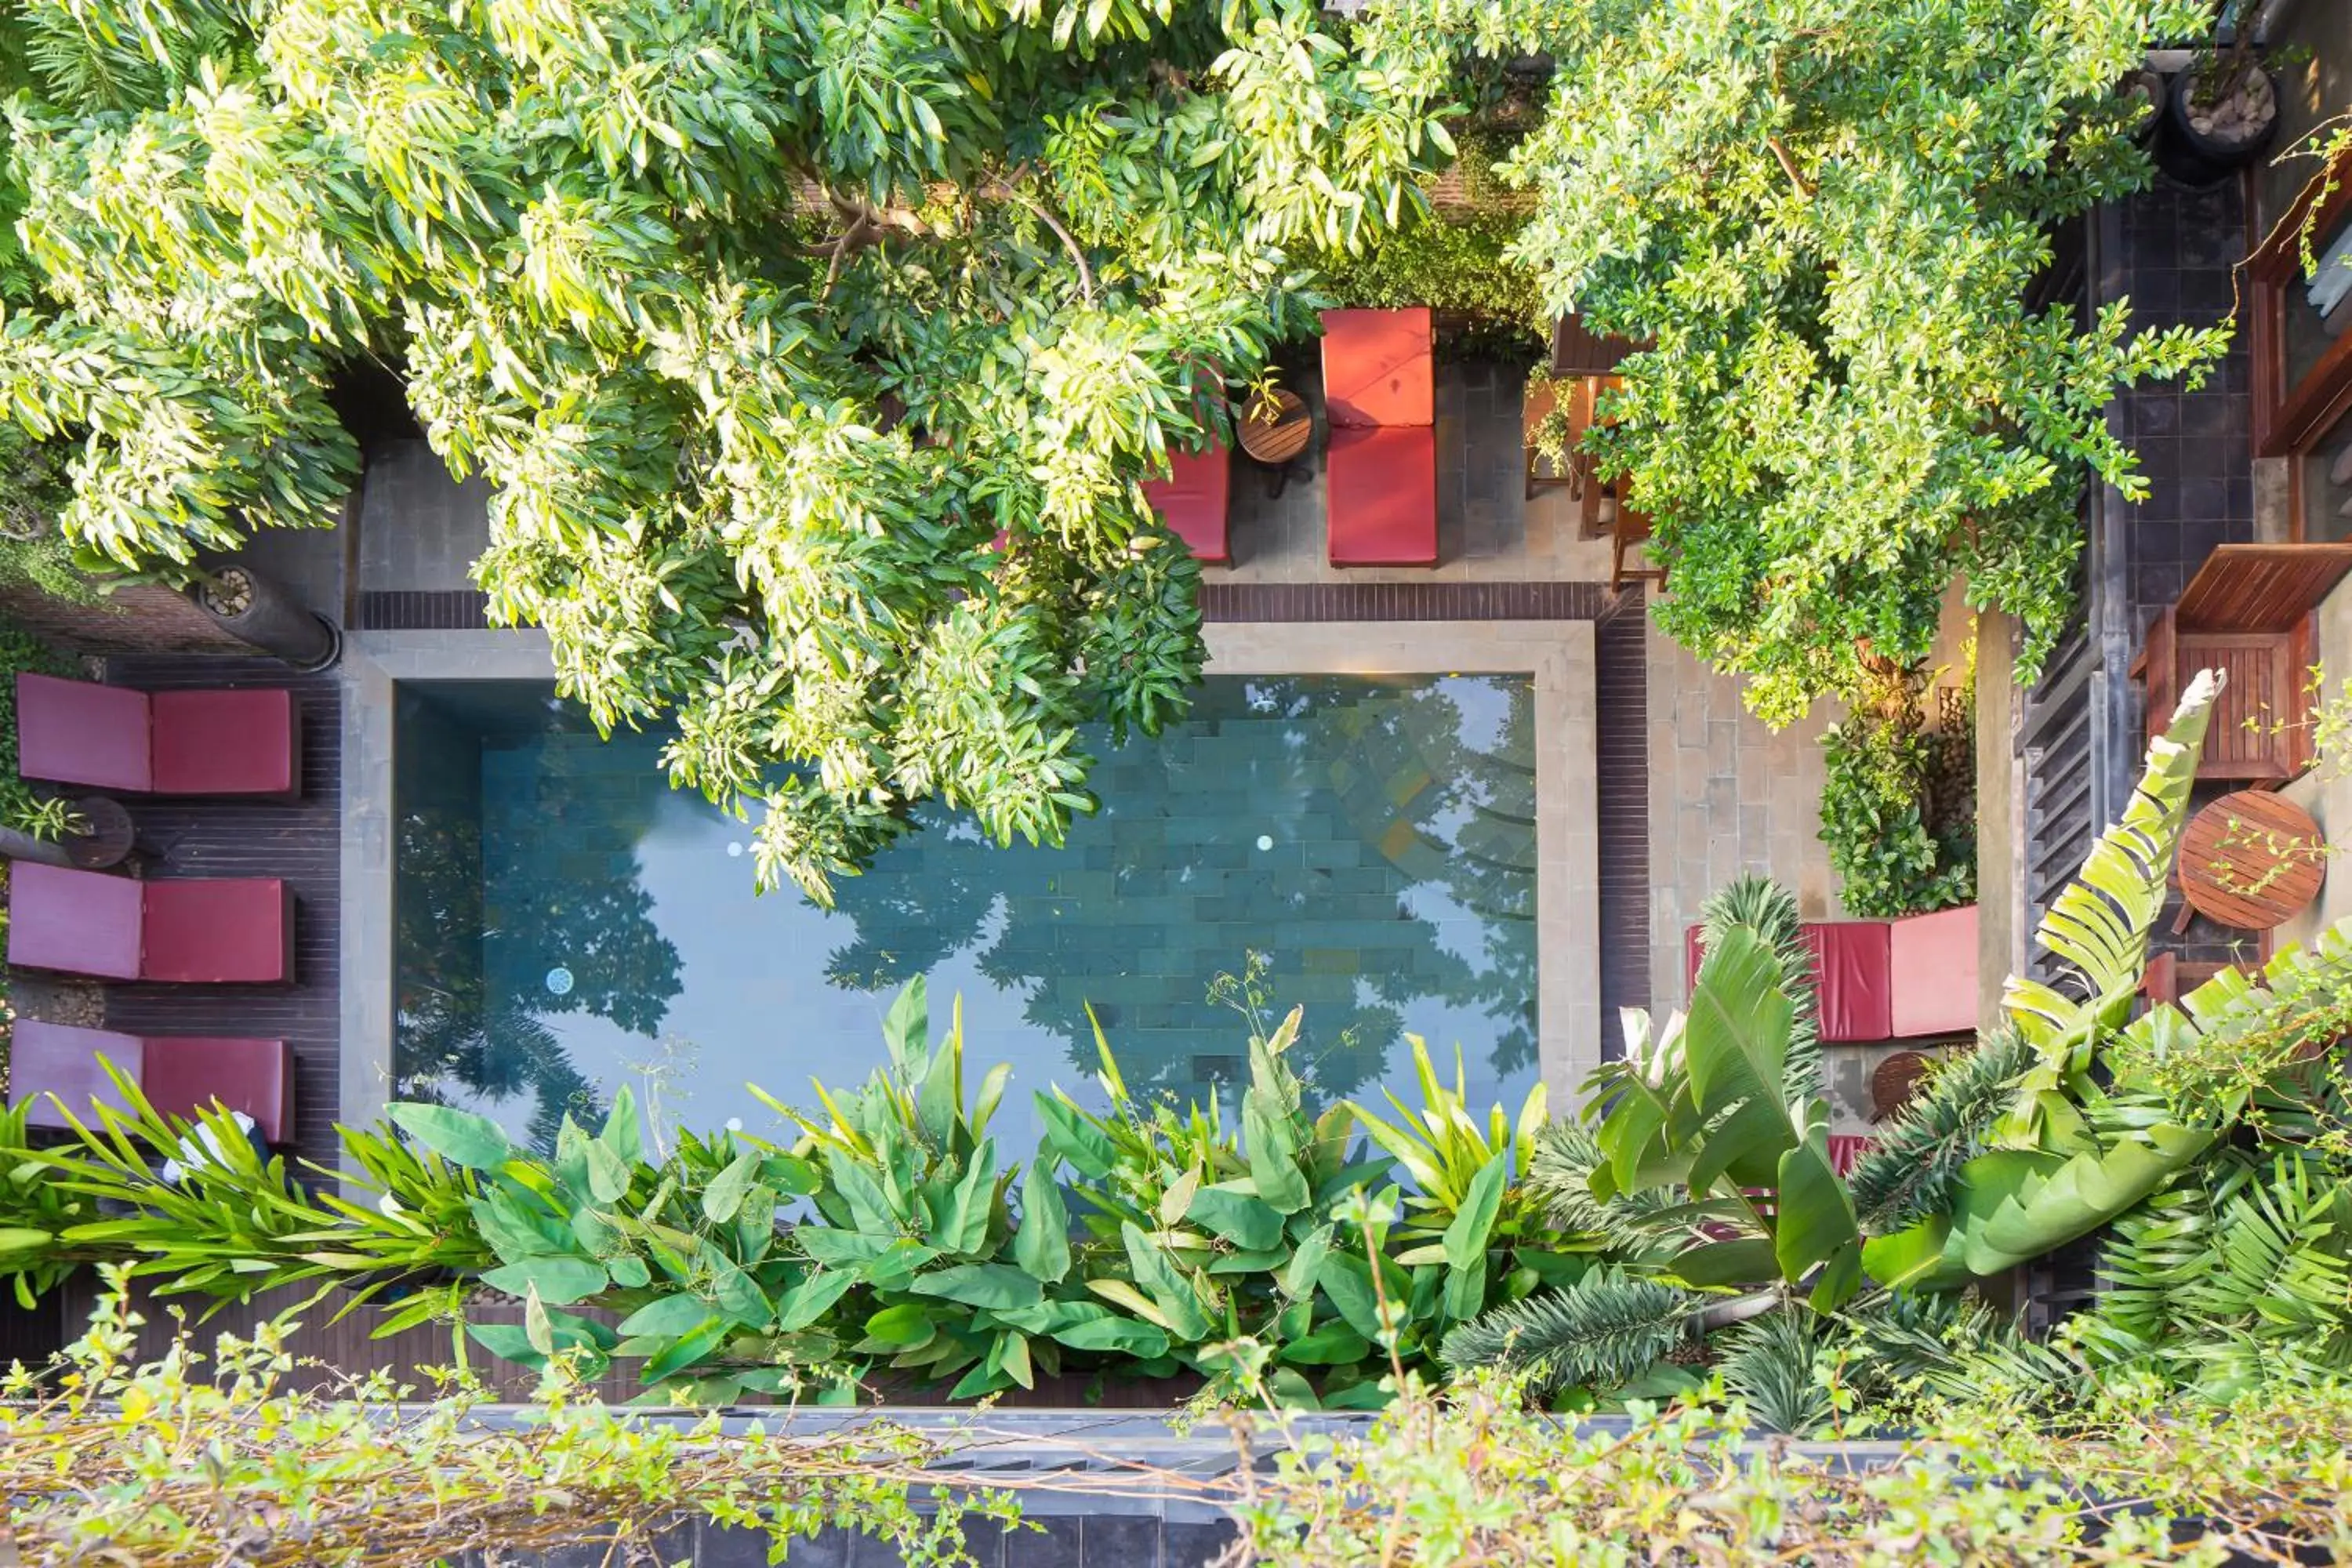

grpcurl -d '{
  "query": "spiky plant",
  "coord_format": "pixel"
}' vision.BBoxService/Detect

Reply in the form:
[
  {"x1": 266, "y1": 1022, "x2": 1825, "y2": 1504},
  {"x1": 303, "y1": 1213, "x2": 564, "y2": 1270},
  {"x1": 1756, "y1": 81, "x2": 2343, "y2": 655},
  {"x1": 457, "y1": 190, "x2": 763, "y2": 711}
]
[
  {"x1": 1717, "y1": 1309, "x2": 1836, "y2": 1435},
  {"x1": 1697, "y1": 874, "x2": 1820, "y2": 1097},
  {"x1": 1847, "y1": 1031, "x2": 2035, "y2": 1234},
  {"x1": 1439, "y1": 1269, "x2": 1694, "y2": 1399},
  {"x1": 1526, "y1": 1123, "x2": 1687, "y2": 1265}
]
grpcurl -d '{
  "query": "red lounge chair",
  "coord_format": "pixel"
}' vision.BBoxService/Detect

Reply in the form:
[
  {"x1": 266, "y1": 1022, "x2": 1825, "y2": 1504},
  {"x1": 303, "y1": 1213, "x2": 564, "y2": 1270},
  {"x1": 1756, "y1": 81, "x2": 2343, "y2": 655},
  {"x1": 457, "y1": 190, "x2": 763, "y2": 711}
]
[
  {"x1": 1325, "y1": 426, "x2": 1439, "y2": 567},
  {"x1": 1320, "y1": 308, "x2": 1438, "y2": 567},
  {"x1": 16, "y1": 673, "x2": 299, "y2": 798},
  {"x1": 6, "y1": 863, "x2": 293, "y2": 983},
  {"x1": 1686, "y1": 909, "x2": 1978, "y2": 1043},
  {"x1": 8, "y1": 1019, "x2": 294, "y2": 1143},
  {"x1": 1141, "y1": 445, "x2": 1232, "y2": 564}
]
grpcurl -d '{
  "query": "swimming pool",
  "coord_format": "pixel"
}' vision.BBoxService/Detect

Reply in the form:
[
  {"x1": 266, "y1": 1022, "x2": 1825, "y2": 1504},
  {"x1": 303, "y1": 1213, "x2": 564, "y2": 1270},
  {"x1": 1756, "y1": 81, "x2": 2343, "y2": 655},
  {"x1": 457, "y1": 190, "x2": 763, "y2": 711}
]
[{"x1": 393, "y1": 675, "x2": 1538, "y2": 1153}]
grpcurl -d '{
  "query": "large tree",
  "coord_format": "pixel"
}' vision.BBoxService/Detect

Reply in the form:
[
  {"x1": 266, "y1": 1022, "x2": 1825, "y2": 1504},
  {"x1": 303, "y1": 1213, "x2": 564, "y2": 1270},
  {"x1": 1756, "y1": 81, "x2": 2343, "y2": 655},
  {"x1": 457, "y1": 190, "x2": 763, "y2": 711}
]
[
  {"x1": 0, "y1": 0, "x2": 1448, "y2": 898},
  {"x1": 1368, "y1": 0, "x2": 2231, "y2": 724}
]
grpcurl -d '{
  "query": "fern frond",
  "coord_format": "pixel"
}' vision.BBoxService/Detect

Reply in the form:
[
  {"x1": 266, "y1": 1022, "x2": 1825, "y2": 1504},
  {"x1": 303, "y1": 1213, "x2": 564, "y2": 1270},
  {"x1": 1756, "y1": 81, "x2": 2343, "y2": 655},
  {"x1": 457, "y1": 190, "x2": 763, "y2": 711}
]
[
  {"x1": 1698, "y1": 874, "x2": 1820, "y2": 1097},
  {"x1": 1718, "y1": 1308, "x2": 1834, "y2": 1435},
  {"x1": 1848, "y1": 1030, "x2": 2033, "y2": 1234},
  {"x1": 1440, "y1": 1269, "x2": 1691, "y2": 1397}
]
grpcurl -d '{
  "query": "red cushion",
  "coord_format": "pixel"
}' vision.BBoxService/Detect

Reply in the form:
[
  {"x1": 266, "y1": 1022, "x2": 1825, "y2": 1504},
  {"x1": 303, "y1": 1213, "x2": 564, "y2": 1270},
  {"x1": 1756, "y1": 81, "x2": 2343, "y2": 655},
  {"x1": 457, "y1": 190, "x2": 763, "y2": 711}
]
[
  {"x1": 1685, "y1": 920, "x2": 1896, "y2": 1041},
  {"x1": 1806, "y1": 922, "x2": 1894, "y2": 1042},
  {"x1": 1826, "y1": 1134, "x2": 1875, "y2": 1177},
  {"x1": 16, "y1": 673, "x2": 151, "y2": 793},
  {"x1": 1142, "y1": 445, "x2": 1231, "y2": 564},
  {"x1": 1326, "y1": 425, "x2": 1437, "y2": 566},
  {"x1": 1319, "y1": 308, "x2": 1434, "y2": 427},
  {"x1": 141, "y1": 880, "x2": 292, "y2": 984},
  {"x1": 1888, "y1": 904, "x2": 1980, "y2": 1037},
  {"x1": 7, "y1": 864, "x2": 142, "y2": 978},
  {"x1": 151, "y1": 688, "x2": 299, "y2": 797},
  {"x1": 140, "y1": 1036, "x2": 295, "y2": 1144},
  {"x1": 7, "y1": 1019, "x2": 143, "y2": 1129}
]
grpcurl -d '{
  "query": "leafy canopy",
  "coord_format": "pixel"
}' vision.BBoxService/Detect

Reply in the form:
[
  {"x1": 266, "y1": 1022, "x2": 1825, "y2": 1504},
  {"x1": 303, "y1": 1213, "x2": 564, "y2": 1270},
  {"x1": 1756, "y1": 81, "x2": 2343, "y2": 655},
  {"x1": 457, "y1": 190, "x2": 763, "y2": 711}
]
[
  {"x1": 1364, "y1": 0, "x2": 2229, "y2": 723},
  {"x1": 0, "y1": 0, "x2": 1449, "y2": 898}
]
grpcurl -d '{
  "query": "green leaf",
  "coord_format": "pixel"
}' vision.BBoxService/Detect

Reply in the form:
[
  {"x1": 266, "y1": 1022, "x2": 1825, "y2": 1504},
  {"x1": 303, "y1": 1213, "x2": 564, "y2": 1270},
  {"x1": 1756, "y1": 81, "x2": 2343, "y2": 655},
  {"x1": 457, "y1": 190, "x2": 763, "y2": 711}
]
[
  {"x1": 481, "y1": 1255, "x2": 609, "y2": 1306},
  {"x1": 942, "y1": 1138, "x2": 996, "y2": 1254},
  {"x1": 617, "y1": 1295, "x2": 721, "y2": 1339},
  {"x1": 0, "y1": 1228, "x2": 53, "y2": 1254},
  {"x1": 1316, "y1": 1251, "x2": 1386, "y2": 1342},
  {"x1": 1051, "y1": 1314, "x2": 1170, "y2": 1357},
  {"x1": 1244, "y1": 1093, "x2": 1310, "y2": 1214},
  {"x1": 1035, "y1": 1094, "x2": 1116, "y2": 1179},
  {"x1": 862, "y1": 1303, "x2": 938, "y2": 1348},
  {"x1": 700, "y1": 1244, "x2": 773, "y2": 1328},
  {"x1": 1440, "y1": 1150, "x2": 1511, "y2": 1273},
  {"x1": 702, "y1": 1150, "x2": 761, "y2": 1224},
  {"x1": 775, "y1": 1270, "x2": 858, "y2": 1334},
  {"x1": 1015, "y1": 1160, "x2": 1073, "y2": 1283},
  {"x1": 641, "y1": 1316, "x2": 734, "y2": 1386},
  {"x1": 584, "y1": 1138, "x2": 632, "y2": 1204},
  {"x1": 600, "y1": 1087, "x2": 643, "y2": 1167},
  {"x1": 1188, "y1": 1182, "x2": 1283, "y2": 1250},
  {"x1": 1122, "y1": 1220, "x2": 1211, "y2": 1341},
  {"x1": 884, "y1": 977, "x2": 928, "y2": 1076},
  {"x1": 909, "y1": 1262, "x2": 1044, "y2": 1312},
  {"x1": 1671, "y1": 1237, "x2": 1780, "y2": 1289},
  {"x1": 387, "y1": 1103, "x2": 509, "y2": 1171}
]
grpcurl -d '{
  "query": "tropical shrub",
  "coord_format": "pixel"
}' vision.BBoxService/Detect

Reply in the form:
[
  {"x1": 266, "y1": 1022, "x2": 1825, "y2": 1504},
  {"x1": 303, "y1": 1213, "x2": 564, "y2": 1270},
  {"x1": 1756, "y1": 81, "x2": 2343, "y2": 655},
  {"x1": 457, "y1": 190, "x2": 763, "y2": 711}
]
[
  {"x1": 0, "y1": 1267, "x2": 1018, "y2": 1566},
  {"x1": 0, "y1": 982, "x2": 1575, "y2": 1410},
  {"x1": 1818, "y1": 659, "x2": 1977, "y2": 918},
  {"x1": 0, "y1": 0, "x2": 1450, "y2": 903},
  {"x1": 1360, "y1": 0, "x2": 2231, "y2": 724}
]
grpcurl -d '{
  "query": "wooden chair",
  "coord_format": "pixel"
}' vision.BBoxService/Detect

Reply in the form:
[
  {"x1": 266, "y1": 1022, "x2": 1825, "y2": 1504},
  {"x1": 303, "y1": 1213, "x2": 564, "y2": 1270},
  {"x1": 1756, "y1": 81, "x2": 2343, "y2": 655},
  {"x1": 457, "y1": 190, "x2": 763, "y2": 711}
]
[
  {"x1": 2132, "y1": 543, "x2": 2352, "y2": 782},
  {"x1": 1522, "y1": 377, "x2": 1578, "y2": 503},
  {"x1": 1610, "y1": 498, "x2": 1665, "y2": 593}
]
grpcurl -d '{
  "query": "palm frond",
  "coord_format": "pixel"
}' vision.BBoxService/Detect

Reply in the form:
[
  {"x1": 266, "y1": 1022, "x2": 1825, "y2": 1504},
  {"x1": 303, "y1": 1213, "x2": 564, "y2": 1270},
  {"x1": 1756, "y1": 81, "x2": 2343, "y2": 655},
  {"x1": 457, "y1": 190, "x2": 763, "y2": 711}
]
[
  {"x1": 1440, "y1": 1268, "x2": 1692, "y2": 1398},
  {"x1": 2107, "y1": 916, "x2": 2352, "y2": 1121},
  {"x1": 1848, "y1": 1030, "x2": 2034, "y2": 1234},
  {"x1": 1698, "y1": 874, "x2": 1819, "y2": 1098},
  {"x1": 1717, "y1": 1308, "x2": 1835, "y2": 1435},
  {"x1": 1998, "y1": 670, "x2": 2219, "y2": 1134}
]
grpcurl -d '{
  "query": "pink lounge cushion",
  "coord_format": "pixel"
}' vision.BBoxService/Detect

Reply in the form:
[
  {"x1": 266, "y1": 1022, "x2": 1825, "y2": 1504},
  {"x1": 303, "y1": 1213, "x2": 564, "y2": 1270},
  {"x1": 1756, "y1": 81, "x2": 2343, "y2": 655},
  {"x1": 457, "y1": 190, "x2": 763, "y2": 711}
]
[
  {"x1": 1806, "y1": 922, "x2": 1895, "y2": 1043},
  {"x1": 151, "y1": 688, "x2": 299, "y2": 797},
  {"x1": 16, "y1": 673, "x2": 152, "y2": 793},
  {"x1": 1325, "y1": 425, "x2": 1437, "y2": 567},
  {"x1": 8, "y1": 1019, "x2": 143, "y2": 1129},
  {"x1": 1682, "y1": 919, "x2": 1895, "y2": 1042},
  {"x1": 7, "y1": 863, "x2": 142, "y2": 979},
  {"x1": 143, "y1": 879, "x2": 293, "y2": 984},
  {"x1": 1826, "y1": 1134, "x2": 1875, "y2": 1178},
  {"x1": 1888, "y1": 904, "x2": 1980, "y2": 1038},
  {"x1": 1142, "y1": 445, "x2": 1232, "y2": 564},
  {"x1": 1319, "y1": 308, "x2": 1435, "y2": 428},
  {"x1": 140, "y1": 1035, "x2": 296, "y2": 1144}
]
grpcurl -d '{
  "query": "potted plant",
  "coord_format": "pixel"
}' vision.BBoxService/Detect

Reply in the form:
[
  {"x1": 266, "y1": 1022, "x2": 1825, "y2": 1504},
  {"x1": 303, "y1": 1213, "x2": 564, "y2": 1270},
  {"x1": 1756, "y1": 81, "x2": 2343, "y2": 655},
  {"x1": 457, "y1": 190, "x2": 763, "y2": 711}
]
[
  {"x1": 0, "y1": 797, "x2": 93, "y2": 869},
  {"x1": 2158, "y1": 3, "x2": 2285, "y2": 186},
  {"x1": 188, "y1": 561, "x2": 339, "y2": 671}
]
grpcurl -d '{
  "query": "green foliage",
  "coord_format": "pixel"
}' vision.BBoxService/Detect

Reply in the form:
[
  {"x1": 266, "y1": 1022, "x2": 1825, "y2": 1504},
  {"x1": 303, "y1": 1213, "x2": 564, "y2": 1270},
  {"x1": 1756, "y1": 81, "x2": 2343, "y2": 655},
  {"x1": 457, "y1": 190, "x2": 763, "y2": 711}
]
[
  {"x1": 0, "y1": 0, "x2": 1451, "y2": 905},
  {"x1": 1226, "y1": 1372, "x2": 2352, "y2": 1564},
  {"x1": 0, "y1": 1267, "x2": 1017, "y2": 1566},
  {"x1": 1715, "y1": 1307, "x2": 1838, "y2": 1436},
  {"x1": 1312, "y1": 207, "x2": 1545, "y2": 359},
  {"x1": 1695, "y1": 873, "x2": 1820, "y2": 1098},
  {"x1": 1437, "y1": 1267, "x2": 1689, "y2": 1399},
  {"x1": 0, "y1": 982, "x2": 1591, "y2": 1409},
  {"x1": 1818, "y1": 664, "x2": 1976, "y2": 919},
  {"x1": 1362, "y1": 0, "x2": 2229, "y2": 724},
  {"x1": 1585, "y1": 924, "x2": 1863, "y2": 1309},
  {"x1": 1846, "y1": 1031, "x2": 2034, "y2": 1235}
]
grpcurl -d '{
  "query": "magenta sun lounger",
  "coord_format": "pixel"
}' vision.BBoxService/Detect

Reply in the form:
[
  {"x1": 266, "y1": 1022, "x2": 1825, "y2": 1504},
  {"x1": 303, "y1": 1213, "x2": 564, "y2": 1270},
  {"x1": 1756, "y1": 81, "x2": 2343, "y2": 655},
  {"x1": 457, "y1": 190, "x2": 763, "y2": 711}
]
[
  {"x1": 6, "y1": 863, "x2": 293, "y2": 984},
  {"x1": 8, "y1": 1019, "x2": 295, "y2": 1143},
  {"x1": 1320, "y1": 308, "x2": 1437, "y2": 567},
  {"x1": 1141, "y1": 444, "x2": 1232, "y2": 564},
  {"x1": 16, "y1": 673, "x2": 299, "y2": 798}
]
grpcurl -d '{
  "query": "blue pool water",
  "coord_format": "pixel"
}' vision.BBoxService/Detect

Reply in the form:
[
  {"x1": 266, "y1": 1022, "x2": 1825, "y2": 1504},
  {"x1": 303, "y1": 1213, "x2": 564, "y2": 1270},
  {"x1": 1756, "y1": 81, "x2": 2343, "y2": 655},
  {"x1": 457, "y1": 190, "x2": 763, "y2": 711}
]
[{"x1": 393, "y1": 676, "x2": 1538, "y2": 1153}]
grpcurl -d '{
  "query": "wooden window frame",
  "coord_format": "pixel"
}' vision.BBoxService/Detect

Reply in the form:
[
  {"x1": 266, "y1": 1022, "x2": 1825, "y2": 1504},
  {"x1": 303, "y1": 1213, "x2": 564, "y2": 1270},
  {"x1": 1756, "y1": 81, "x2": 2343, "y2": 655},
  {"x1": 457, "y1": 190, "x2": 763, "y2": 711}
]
[{"x1": 2251, "y1": 149, "x2": 2352, "y2": 468}]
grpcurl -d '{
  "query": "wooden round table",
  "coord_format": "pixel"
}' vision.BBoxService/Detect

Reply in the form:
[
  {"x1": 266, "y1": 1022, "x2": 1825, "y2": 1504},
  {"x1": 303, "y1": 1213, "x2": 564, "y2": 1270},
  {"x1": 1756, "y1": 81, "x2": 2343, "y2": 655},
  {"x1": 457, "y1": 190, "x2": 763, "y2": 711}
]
[
  {"x1": 64, "y1": 795, "x2": 136, "y2": 871},
  {"x1": 2178, "y1": 790, "x2": 2328, "y2": 931},
  {"x1": 1236, "y1": 389, "x2": 1311, "y2": 495}
]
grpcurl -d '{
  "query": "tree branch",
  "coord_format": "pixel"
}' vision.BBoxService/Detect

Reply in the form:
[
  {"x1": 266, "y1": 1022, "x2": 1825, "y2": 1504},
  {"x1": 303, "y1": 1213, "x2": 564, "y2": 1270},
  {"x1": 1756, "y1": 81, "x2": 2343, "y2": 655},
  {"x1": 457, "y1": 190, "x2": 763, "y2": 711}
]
[
  {"x1": 1766, "y1": 135, "x2": 1813, "y2": 198},
  {"x1": 1015, "y1": 195, "x2": 1095, "y2": 307}
]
